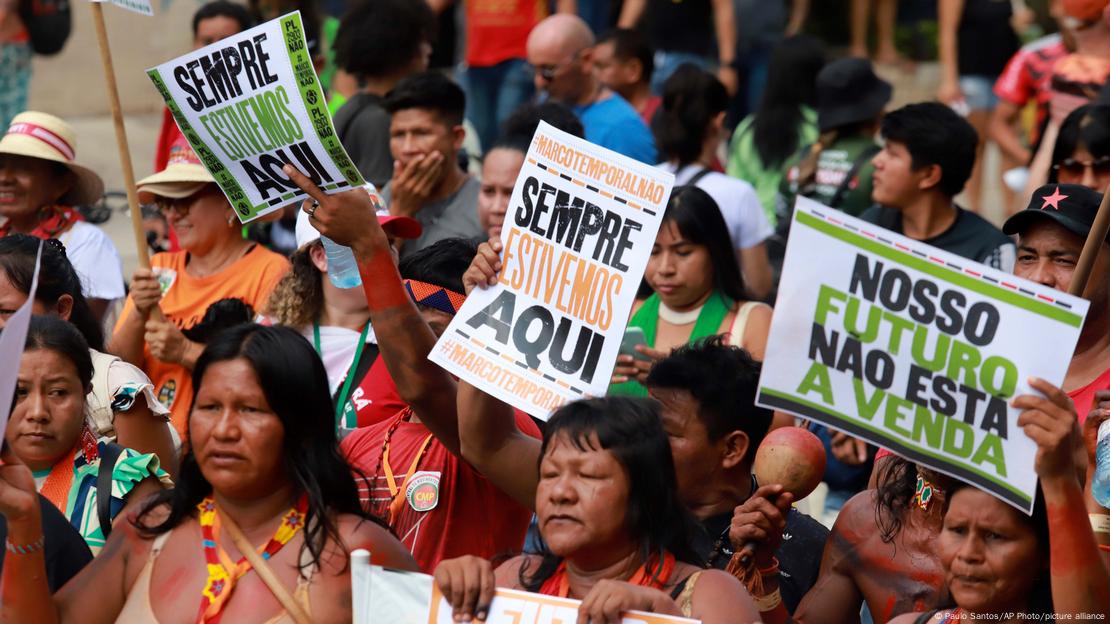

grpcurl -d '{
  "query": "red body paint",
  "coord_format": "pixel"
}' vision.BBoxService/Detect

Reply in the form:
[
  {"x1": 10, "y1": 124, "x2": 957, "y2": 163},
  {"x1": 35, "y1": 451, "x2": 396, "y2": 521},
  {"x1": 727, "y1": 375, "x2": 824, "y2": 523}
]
[
  {"x1": 1047, "y1": 488, "x2": 1102, "y2": 575},
  {"x1": 357, "y1": 250, "x2": 411, "y2": 311}
]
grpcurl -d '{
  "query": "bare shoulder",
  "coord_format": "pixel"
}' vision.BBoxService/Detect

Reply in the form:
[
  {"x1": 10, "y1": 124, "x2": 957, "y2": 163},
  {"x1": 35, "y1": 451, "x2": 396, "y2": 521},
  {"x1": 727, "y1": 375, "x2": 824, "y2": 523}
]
[
  {"x1": 688, "y1": 569, "x2": 759, "y2": 620},
  {"x1": 493, "y1": 554, "x2": 537, "y2": 589},
  {"x1": 830, "y1": 489, "x2": 878, "y2": 541},
  {"x1": 336, "y1": 514, "x2": 419, "y2": 571}
]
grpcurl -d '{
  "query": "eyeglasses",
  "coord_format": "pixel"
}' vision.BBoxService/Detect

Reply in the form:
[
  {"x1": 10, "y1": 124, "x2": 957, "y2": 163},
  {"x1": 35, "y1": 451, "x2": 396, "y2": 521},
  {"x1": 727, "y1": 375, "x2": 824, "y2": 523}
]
[
  {"x1": 534, "y1": 50, "x2": 583, "y2": 82},
  {"x1": 1053, "y1": 156, "x2": 1110, "y2": 179},
  {"x1": 155, "y1": 196, "x2": 195, "y2": 217}
]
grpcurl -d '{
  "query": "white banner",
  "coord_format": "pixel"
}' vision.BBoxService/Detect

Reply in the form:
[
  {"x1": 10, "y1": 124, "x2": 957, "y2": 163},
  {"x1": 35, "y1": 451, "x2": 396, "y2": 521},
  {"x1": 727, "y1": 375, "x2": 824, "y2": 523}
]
[
  {"x1": 146, "y1": 12, "x2": 364, "y2": 222},
  {"x1": 429, "y1": 122, "x2": 673, "y2": 418},
  {"x1": 757, "y1": 198, "x2": 1090, "y2": 513}
]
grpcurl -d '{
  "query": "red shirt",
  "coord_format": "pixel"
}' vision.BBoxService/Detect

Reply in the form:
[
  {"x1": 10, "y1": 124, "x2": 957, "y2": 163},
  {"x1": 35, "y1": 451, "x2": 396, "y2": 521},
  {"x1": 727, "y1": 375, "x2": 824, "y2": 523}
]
[
  {"x1": 993, "y1": 36, "x2": 1067, "y2": 148},
  {"x1": 350, "y1": 357, "x2": 408, "y2": 428},
  {"x1": 465, "y1": 0, "x2": 546, "y2": 67},
  {"x1": 342, "y1": 410, "x2": 541, "y2": 572},
  {"x1": 640, "y1": 95, "x2": 662, "y2": 128},
  {"x1": 1069, "y1": 366, "x2": 1110, "y2": 425}
]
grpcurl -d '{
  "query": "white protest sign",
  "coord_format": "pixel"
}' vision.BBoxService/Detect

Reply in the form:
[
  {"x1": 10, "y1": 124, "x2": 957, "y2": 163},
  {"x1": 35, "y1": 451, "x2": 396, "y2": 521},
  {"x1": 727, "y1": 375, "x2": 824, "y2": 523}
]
[
  {"x1": 362, "y1": 565, "x2": 699, "y2": 624},
  {"x1": 146, "y1": 12, "x2": 364, "y2": 222},
  {"x1": 758, "y1": 197, "x2": 1089, "y2": 513},
  {"x1": 429, "y1": 122, "x2": 673, "y2": 418},
  {"x1": 0, "y1": 243, "x2": 41, "y2": 437},
  {"x1": 91, "y1": 0, "x2": 153, "y2": 16}
]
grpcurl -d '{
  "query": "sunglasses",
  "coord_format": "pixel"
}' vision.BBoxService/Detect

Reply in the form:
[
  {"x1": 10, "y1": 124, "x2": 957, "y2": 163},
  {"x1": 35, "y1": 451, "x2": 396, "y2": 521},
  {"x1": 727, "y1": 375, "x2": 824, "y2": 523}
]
[
  {"x1": 534, "y1": 50, "x2": 583, "y2": 82},
  {"x1": 1054, "y1": 156, "x2": 1110, "y2": 179},
  {"x1": 155, "y1": 196, "x2": 195, "y2": 217}
]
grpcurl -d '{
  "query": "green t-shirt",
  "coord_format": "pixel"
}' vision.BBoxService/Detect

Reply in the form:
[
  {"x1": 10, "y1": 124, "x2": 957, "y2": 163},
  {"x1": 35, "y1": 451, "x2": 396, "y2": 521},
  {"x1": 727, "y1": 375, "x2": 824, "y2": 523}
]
[
  {"x1": 726, "y1": 107, "x2": 818, "y2": 226},
  {"x1": 777, "y1": 134, "x2": 880, "y2": 219}
]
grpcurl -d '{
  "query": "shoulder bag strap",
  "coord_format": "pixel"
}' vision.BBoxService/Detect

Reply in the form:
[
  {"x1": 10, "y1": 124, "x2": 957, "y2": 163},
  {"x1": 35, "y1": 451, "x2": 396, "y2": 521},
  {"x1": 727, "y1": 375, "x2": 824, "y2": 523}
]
[
  {"x1": 96, "y1": 443, "x2": 124, "y2": 538},
  {"x1": 222, "y1": 511, "x2": 314, "y2": 624},
  {"x1": 828, "y1": 145, "x2": 880, "y2": 209}
]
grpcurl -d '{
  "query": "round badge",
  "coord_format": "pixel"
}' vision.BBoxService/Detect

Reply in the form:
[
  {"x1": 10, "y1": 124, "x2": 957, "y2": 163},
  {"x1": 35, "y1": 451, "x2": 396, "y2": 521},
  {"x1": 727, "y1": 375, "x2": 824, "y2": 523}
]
[{"x1": 406, "y1": 471, "x2": 440, "y2": 512}]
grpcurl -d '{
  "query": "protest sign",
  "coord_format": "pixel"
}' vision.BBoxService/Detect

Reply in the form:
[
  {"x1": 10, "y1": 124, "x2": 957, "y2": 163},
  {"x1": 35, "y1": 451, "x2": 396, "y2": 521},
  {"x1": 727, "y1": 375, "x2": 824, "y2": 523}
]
[
  {"x1": 757, "y1": 197, "x2": 1089, "y2": 513},
  {"x1": 0, "y1": 243, "x2": 41, "y2": 438},
  {"x1": 146, "y1": 12, "x2": 363, "y2": 222},
  {"x1": 359, "y1": 564, "x2": 699, "y2": 624},
  {"x1": 92, "y1": 0, "x2": 153, "y2": 16},
  {"x1": 428, "y1": 122, "x2": 673, "y2": 418}
]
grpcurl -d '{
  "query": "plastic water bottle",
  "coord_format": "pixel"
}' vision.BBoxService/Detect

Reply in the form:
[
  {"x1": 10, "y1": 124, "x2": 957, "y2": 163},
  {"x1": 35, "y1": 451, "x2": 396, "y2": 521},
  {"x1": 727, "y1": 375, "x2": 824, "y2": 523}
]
[
  {"x1": 322, "y1": 236, "x2": 362, "y2": 289},
  {"x1": 1095, "y1": 419, "x2": 1110, "y2": 508}
]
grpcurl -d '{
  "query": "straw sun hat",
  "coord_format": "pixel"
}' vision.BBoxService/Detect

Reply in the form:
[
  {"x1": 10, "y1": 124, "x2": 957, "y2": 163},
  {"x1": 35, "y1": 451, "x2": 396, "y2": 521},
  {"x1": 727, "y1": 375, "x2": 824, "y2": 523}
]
[
  {"x1": 136, "y1": 135, "x2": 215, "y2": 204},
  {"x1": 0, "y1": 111, "x2": 105, "y2": 206}
]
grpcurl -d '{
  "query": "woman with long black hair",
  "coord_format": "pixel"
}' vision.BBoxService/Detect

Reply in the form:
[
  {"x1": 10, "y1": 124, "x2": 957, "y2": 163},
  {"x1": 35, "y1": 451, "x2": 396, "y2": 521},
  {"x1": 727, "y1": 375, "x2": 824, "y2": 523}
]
[
  {"x1": 0, "y1": 324, "x2": 416, "y2": 623},
  {"x1": 727, "y1": 35, "x2": 825, "y2": 226},
  {"x1": 433, "y1": 397, "x2": 759, "y2": 623}
]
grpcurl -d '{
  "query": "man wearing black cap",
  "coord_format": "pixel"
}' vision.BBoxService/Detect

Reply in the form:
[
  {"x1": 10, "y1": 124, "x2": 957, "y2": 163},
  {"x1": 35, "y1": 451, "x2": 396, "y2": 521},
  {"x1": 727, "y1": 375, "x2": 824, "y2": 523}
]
[
  {"x1": 862, "y1": 102, "x2": 1016, "y2": 271},
  {"x1": 1003, "y1": 183, "x2": 1110, "y2": 421},
  {"x1": 778, "y1": 58, "x2": 892, "y2": 219}
]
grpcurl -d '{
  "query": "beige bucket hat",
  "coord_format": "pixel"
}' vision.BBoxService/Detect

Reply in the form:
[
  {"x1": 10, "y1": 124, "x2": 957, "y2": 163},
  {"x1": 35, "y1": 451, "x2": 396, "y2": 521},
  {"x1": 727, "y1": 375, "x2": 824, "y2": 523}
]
[
  {"x1": 0, "y1": 111, "x2": 105, "y2": 206},
  {"x1": 136, "y1": 135, "x2": 215, "y2": 204}
]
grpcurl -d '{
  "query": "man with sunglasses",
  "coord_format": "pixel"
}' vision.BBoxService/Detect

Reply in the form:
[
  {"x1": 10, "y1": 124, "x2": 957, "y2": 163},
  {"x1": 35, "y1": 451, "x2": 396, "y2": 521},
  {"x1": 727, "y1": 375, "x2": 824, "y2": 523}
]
[{"x1": 526, "y1": 14, "x2": 657, "y2": 164}]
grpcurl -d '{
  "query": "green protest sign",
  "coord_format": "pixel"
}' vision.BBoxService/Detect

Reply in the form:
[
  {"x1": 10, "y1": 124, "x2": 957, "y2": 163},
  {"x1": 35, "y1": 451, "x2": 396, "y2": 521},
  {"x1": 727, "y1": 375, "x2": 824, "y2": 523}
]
[
  {"x1": 146, "y1": 12, "x2": 363, "y2": 222},
  {"x1": 757, "y1": 198, "x2": 1089, "y2": 513}
]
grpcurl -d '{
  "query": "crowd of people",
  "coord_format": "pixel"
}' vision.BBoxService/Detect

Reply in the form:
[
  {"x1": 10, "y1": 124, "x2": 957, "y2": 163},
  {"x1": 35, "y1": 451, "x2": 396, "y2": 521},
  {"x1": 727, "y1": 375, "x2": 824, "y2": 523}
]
[{"x1": 0, "y1": 0, "x2": 1108, "y2": 622}]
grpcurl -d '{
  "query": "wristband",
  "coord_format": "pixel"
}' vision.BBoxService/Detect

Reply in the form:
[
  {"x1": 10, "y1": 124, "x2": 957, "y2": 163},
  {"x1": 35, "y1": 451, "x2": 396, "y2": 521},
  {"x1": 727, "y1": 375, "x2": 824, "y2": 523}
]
[
  {"x1": 752, "y1": 588, "x2": 782, "y2": 612},
  {"x1": 6, "y1": 535, "x2": 44, "y2": 555},
  {"x1": 1091, "y1": 514, "x2": 1110, "y2": 534}
]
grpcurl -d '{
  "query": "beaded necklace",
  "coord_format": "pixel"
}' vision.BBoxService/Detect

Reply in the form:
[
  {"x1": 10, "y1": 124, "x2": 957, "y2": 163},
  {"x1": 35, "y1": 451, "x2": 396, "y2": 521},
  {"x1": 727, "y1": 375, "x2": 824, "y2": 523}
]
[{"x1": 196, "y1": 494, "x2": 308, "y2": 623}]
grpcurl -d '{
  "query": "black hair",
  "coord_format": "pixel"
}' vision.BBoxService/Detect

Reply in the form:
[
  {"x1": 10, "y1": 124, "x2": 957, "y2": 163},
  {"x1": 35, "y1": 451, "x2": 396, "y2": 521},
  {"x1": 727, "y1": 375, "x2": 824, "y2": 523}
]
[
  {"x1": 384, "y1": 71, "x2": 465, "y2": 127},
  {"x1": 597, "y1": 28, "x2": 654, "y2": 84},
  {"x1": 136, "y1": 324, "x2": 379, "y2": 574},
  {"x1": 654, "y1": 64, "x2": 729, "y2": 167},
  {"x1": 191, "y1": 1, "x2": 253, "y2": 36},
  {"x1": 334, "y1": 0, "x2": 434, "y2": 80},
  {"x1": 1049, "y1": 104, "x2": 1110, "y2": 182},
  {"x1": 180, "y1": 298, "x2": 256, "y2": 343},
  {"x1": 0, "y1": 235, "x2": 104, "y2": 351},
  {"x1": 645, "y1": 336, "x2": 771, "y2": 462},
  {"x1": 398, "y1": 237, "x2": 476, "y2": 294},
  {"x1": 751, "y1": 35, "x2": 825, "y2": 168},
  {"x1": 880, "y1": 102, "x2": 979, "y2": 198},
  {"x1": 874, "y1": 455, "x2": 919, "y2": 543},
  {"x1": 939, "y1": 481, "x2": 1054, "y2": 616},
  {"x1": 520, "y1": 397, "x2": 702, "y2": 591},
  {"x1": 658, "y1": 186, "x2": 747, "y2": 301},
  {"x1": 493, "y1": 102, "x2": 586, "y2": 154},
  {"x1": 248, "y1": 0, "x2": 321, "y2": 56},
  {"x1": 24, "y1": 314, "x2": 94, "y2": 390}
]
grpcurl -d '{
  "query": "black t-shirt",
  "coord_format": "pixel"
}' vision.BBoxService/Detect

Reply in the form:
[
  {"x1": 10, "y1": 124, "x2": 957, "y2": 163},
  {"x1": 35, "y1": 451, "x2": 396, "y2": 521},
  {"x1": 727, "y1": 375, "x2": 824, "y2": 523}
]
[
  {"x1": 333, "y1": 93, "x2": 393, "y2": 188},
  {"x1": 645, "y1": 0, "x2": 714, "y2": 57},
  {"x1": 0, "y1": 495, "x2": 93, "y2": 591},
  {"x1": 858, "y1": 205, "x2": 1016, "y2": 270},
  {"x1": 957, "y1": 0, "x2": 1020, "y2": 77},
  {"x1": 693, "y1": 508, "x2": 828, "y2": 613}
]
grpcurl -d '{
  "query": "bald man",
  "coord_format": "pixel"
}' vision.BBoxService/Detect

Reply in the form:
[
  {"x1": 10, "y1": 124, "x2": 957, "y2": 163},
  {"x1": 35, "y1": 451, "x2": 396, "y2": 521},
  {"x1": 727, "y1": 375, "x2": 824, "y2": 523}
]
[{"x1": 527, "y1": 14, "x2": 657, "y2": 164}]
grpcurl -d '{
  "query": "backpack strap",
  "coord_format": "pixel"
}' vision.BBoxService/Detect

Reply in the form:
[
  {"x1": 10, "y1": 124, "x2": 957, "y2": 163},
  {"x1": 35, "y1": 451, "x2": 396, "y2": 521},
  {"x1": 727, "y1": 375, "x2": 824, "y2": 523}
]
[
  {"x1": 685, "y1": 167, "x2": 713, "y2": 187},
  {"x1": 828, "y1": 144, "x2": 880, "y2": 209},
  {"x1": 97, "y1": 443, "x2": 124, "y2": 539}
]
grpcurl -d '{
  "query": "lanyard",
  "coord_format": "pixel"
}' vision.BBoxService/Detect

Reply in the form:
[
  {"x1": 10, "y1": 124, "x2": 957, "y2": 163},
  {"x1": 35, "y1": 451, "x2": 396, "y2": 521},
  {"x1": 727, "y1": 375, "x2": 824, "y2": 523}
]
[
  {"x1": 382, "y1": 431, "x2": 435, "y2": 520},
  {"x1": 313, "y1": 322, "x2": 370, "y2": 429}
]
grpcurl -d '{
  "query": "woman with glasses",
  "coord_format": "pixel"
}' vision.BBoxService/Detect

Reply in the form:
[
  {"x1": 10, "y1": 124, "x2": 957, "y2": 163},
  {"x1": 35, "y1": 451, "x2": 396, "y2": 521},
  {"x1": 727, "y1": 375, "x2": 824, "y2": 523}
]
[
  {"x1": 108, "y1": 138, "x2": 289, "y2": 439},
  {"x1": 1050, "y1": 103, "x2": 1110, "y2": 192}
]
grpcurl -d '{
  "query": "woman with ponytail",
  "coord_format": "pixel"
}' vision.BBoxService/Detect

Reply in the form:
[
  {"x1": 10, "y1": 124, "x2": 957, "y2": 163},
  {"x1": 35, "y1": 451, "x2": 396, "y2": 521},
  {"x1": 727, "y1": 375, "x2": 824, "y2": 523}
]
[{"x1": 0, "y1": 234, "x2": 178, "y2": 476}]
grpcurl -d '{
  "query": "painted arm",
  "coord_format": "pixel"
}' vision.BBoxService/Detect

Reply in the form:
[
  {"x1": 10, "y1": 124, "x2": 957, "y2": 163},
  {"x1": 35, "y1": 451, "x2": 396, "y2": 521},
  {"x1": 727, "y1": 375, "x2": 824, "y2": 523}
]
[{"x1": 283, "y1": 165, "x2": 462, "y2": 455}]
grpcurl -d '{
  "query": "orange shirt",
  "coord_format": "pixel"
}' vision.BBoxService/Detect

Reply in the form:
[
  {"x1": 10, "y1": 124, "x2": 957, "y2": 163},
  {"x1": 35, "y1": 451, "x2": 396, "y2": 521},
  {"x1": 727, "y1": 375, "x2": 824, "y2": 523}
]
[{"x1": 114, "y1": 246, "x2": 289, "y2": 437}]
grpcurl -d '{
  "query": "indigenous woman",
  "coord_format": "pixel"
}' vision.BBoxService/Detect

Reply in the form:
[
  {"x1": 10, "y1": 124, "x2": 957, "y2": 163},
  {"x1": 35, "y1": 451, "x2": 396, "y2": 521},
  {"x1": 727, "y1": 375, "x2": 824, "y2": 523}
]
[
  {"x1": 610, "y1": 185, "x2": 771, "y2": 395},
  {"x1": 0, "y1": 234, "x2": 177, "y2": 474},
  {"x1": 264, "y1": 204, "x2": 420, "y2": 430},
  {"x1": 434, "y1": 398, "x2": 760, "y2": 623},
  {"x1": 0, "y1": 324, "x2": 417, "y2": 623},
  {"x1": 8, "y1": 316, "x2": 168, "y2": 554},
  {"x1": 0, "y1": 112, "x2": 125, "y2": 319},
  {"x1": 109, "y1": 139, "x2": 289, "y2": 437}
]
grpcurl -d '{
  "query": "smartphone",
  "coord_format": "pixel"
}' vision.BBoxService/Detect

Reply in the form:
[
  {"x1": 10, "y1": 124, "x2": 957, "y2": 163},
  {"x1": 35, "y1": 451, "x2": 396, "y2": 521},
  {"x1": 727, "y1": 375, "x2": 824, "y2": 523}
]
[{"x1": 619, "y1": 327, "x2": 652, "y2": 361}]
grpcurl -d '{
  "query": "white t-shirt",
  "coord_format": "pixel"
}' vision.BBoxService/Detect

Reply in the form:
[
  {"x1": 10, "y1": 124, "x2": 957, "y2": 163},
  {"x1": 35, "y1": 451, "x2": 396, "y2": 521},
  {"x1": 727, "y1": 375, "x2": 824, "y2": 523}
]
[
  {"x1": 657, "y1": 163, "x2": 774, "y2": 250},
  {"x1": 58, "y1": 221, "x2": 126, "y2": 301},
  {"x1": 298, "y1": 324, "x2": 378, "y2": 395}
]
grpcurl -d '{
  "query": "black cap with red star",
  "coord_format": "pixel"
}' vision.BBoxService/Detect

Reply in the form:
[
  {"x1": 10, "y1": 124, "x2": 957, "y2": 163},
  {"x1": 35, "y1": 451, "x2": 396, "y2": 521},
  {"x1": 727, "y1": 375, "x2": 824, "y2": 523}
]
[{"x1": 1002, "y1": 183, "x2": 1110, "y2": 243}]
